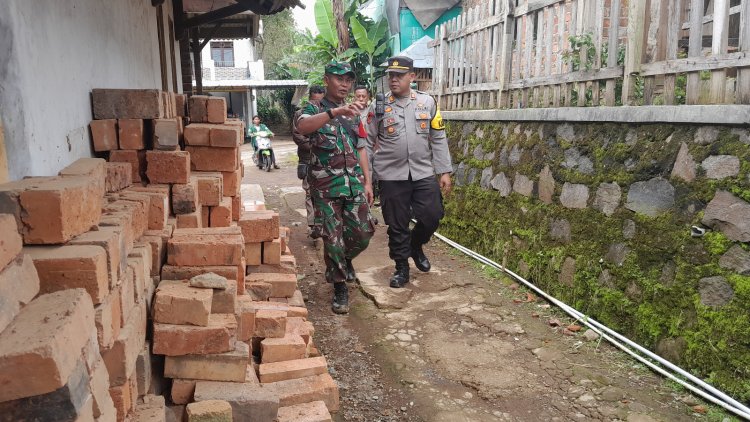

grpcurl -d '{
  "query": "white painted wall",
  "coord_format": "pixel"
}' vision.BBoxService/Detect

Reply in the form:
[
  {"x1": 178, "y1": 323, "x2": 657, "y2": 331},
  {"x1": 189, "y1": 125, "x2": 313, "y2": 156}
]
[
  {"x1": 200, "y1": 38, "x2": 257, "y2": 69},
  {"x1": 0, "y1": 0, "x2": 181, "y2": 180}
]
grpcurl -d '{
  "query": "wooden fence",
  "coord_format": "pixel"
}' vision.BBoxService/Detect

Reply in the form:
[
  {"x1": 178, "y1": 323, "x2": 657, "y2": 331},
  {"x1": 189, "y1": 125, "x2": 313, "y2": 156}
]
[{"x1": 430, "y1": 0, "x2": 750, "y2": 110}]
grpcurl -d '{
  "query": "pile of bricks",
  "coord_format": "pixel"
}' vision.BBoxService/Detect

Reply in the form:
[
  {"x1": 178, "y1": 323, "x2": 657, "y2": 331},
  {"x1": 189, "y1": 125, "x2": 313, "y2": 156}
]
[
  {"x1": 0, "y1": 158, "x2": 163, "y2": 420},
  {"x1": 0, "y1": 89, "x2": 340, "y2": 421}
]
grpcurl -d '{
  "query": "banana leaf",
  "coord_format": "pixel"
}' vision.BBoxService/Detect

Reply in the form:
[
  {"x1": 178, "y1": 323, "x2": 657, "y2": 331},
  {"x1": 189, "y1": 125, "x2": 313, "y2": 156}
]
[
  {"x1": 350, "y1": 16, "x2": 373, "y2": 54},
  {"x1": 314, "y1": 0, "x2": 338, "y2": 49}
]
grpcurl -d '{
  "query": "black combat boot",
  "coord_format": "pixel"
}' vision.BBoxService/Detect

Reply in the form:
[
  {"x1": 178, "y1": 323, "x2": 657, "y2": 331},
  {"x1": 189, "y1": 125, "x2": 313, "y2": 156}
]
[
  {"x1": 389, "y1": 260, "x2": 410, "y2": 288},
  {"x1": 345, "y1": 258, "x2": 358, "y2": 283},
  {"x1": 331, "y1": 282, "x2": 349, "y2": 314},
  {"x1": 411, "y1": 243, "x2": 431, "y2": 272}
]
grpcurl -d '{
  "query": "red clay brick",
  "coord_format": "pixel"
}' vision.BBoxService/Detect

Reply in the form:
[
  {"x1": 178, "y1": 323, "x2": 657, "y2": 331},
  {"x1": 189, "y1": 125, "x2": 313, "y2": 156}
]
[
  {"x1": 0, "y1": 289, "x2": 94, "y2": 402},
  {"x1": 103, "y1": 200, "x2": 147, "y2": 242},
  {"x1": 276, "y1": 401, "x2": 332, "y2": 422},
  {"x1": 153, "y1": 281, "x2": 213, "y2": 326},
  {"x1": 58, "y1": 157, "x2": 106, "y2": 201},
  {"x1": 212, "y1": 279, "x2": 237, "y2": 314},
  {"x1": 127, "y1": 185, "x2": 170, "y2": 230},
  {"x1": 246, "y1": 272, "x2": 297, "y2": 298},
  {"x1": 265, "y1": 373, "x2": 339, "y2": 412},
  {"x1": 186, "y1": 146, "x2": 239, "y2": 172},
  {"x1": 164, "y1": 341, "x2": 250, "y2": 382},
  {"x1": 152, "y1": 313, "x2": 237, "y2": 356},
  {"x1": 141, "y1": 235, "x2": 166, "y2": 277},
  {"x1": 92, "y1": 88, "x2": 164, "y2": 119},
  {"x1": 69, "y1": 229, "x2": 121, "y2": 288},
  {"x1": 189, "y1": 95, "x2": 209, "y2": 123},
  {"x1": 286, "y1": 317, "x2": 314, "y2": 345},
  {"x1": 168, "y1": 229, "x2": 244, "y2": 266},
  {"x1": 194, "y1": 172, "x2": 224, "y2": 206},
  {"x1": 210, "y1": 125, "x2": 242, "y2": 147},
  {"x1": 184, "y1": 123, "x2": 211, "y2": 146},
  {"x1": 176, "y1": 208, "x2": 203, "y2": 229},
  {"x1": 289, "y1": 290, "x2": 305, "y2": 308},
  {"x1": 246, "y1": 281, "x2": 271, "y2": 301},
  {"x1": 90, "y1": 119, "x2": 118, "y2": 152},
  {"x1": 152, "y1": 118, "x2": 180, "y2": 151},
  {"x1": 259, "y1": 356, "x2": 327, "y2": 383},
  {"x1": 175, "y1": 94, "x2": 187, "y2": 117},
  {"x1": 90, "y1": 358, "x2": 117, "y2": 420},
  {"x1": 250, "y1": 301, "x2": 308, "y2": 319},
  {"x1": 206, "y1": 97, "x2": 227, "y2": 124},
  {"x1": 245, "y1": 242, "x2": 262, "y2": 266},
  {"x1": 222, "y1": 168, "x2": 242, "y2": 197},
  {"x1": 13, "y1": 176, "x2": 102, "y2": 244},
  {"x1": 254, "y1": 309, "x2": 287, "y2": 338},
  {"x1": 118, "y1": 119, "x2": 146, "y2": 150},
  {"x1": 135, "y1": 344, "x2": 152, "y2": 397},
  {"x1": 25, "y1": 244, "x2": 108, "y2": 304},
  {"x1": 238, "y1": 211, "x2": 279, "y2": 243},
  {"x1": 261, "y1": 334, "x2": 307, "y2": 363},
  {"x1": 172, "y1": 179, "x2": 198, "y2": 214},
  {"x1": 193, "y1": 372, "x2": 278, "y2": 421},
  {"x1": 0, "y1": 254, "x2": 40, "y2": 334},
  {"x1": 105, "y1": 162, "x2": 133, "y2": 193},
  {"x1": 119, "y1": 267, "x2": 136, "y2": 327},
  {"x1": 102, "y1": 298, "x2": 147, "y2": 386},
  {"x1": 130, "y1": 394, "x2": 166, "y2": 421},
  {"x1": 161, "y1": 265, "x2": 239, "y2": 284},
  {"x1": 110, "y1": 149, "x2": 146, "y2": 183},
  {"x1": 0, "y1": 214, "x2": 22, "y2": 270},
  {"x1": 146, "y1": 150, "x2": 190, "y2": 184},
  {"x1": 186, "y1": 399, "x2": 233, "y2": 421},
  {"x1": 237, "y1": 257, "x2": 246, "y2": 294},
  {"x1": 171, "y1": 379, "x2": 196, "y2": 405},
  {"x1": 210, "y1": 197, "x2": 233, "y2": 227},
  {"x1": 262, "y1": 238, "x2": 282, "y2": 265},
  {"x1": 202, "y1": 206, "x2": 211, "y2": 228},
  {"x1": 95, "y1": 287, "x2": 122, "y2": 349},
  {"x1": 236, "y1": 296, "x2": 256, "y2": 342},
  {"x1": 232, "y1": 195, "x2": 242, "y2": 221},
  {"x1": 110, "y1": 380, "x2": 133, "y2": 421}
]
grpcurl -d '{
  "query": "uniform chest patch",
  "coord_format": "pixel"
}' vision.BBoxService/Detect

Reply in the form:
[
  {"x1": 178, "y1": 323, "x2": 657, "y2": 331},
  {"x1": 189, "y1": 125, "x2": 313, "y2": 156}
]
[
  {"x1": 385, "y1": 106, "x2": 392, "y2": 113},
  {"x1": 387, "y1": 127, "x2": 395, "y2": 134},
  {"x1": 420, "y1": 122, "x2": 427, "y2": 129},
  {"x1": 419, "y1": 113, "x2": 428, "y2": 119}
]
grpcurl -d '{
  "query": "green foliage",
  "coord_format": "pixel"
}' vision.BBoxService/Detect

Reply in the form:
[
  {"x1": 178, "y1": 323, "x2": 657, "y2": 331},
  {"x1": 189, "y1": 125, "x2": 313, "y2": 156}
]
[
  {"x1": 314, "y1": 0, "x2": 338, "y2": 49},
  {"x1": 562, "y1": 33, "x2": 596, "y2": 71},
  {"x1": 703, "y1": 231, "x2": 732, "y2": 256},
  {"x1": 256, "y1": 96, "x2": 285, "y2": 125},
  {"x1": 258, "y1": 10, "x2": 297, "y2": 75}
]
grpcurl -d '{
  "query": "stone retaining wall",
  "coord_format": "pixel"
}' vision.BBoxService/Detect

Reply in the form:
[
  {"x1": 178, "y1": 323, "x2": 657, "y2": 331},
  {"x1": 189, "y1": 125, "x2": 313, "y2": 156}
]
[{"x1": 442, "y1": 120, "x2": 750, "y2": 400}]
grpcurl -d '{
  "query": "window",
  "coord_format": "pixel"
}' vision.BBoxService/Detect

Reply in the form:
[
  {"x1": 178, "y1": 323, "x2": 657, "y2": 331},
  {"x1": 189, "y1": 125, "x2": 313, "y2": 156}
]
[{"x1": 211, "y1": 41, "x2": 234, "y2": 67}]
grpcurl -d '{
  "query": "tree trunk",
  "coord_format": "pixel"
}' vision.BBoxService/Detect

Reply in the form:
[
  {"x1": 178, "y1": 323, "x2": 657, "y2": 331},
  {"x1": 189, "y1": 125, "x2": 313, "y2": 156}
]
[{"x1": 332, "y1": 0, "x2": 350, "y2": 54}]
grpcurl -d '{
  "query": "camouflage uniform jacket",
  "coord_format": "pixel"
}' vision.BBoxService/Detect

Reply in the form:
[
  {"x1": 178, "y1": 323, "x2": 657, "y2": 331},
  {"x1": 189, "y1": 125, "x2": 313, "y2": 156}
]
[{"x1": 298, "y1": 100, "x2": 367, "y2": 199}]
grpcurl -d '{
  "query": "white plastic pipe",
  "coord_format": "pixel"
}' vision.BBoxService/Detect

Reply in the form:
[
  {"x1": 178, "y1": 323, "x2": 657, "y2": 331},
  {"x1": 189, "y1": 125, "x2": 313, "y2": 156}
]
[{"x1": 432, "y1": 231, "x2": 750, "y2": 420}]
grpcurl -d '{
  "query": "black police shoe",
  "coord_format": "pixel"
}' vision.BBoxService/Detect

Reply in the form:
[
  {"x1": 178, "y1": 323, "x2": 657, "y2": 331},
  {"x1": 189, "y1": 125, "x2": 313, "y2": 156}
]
[
  {"x1": 345, "y1": 259, "x2": 358, "y2": 283},
  {"x1": 411, "y1": 245, "x2": 431, "y2": 272},
  {"x1": 389, "y1": 260, "x2": 410, "y2": 288},
  {"x1": 331, "y1": 282, "x2": 349, "y2": 314}
]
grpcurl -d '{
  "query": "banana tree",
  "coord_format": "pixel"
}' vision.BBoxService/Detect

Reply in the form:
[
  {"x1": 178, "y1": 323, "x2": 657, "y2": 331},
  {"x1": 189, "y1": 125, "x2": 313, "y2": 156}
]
[{"x1": 349, "y1": 16, "x2": 390, "y2": 93}]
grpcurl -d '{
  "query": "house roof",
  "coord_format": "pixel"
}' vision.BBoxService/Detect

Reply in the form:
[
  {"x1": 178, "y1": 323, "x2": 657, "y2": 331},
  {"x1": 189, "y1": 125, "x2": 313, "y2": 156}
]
[
  {"x1": 403, "y1": 0, "x2": 461, "y2": 29},
  {"x1": 196, "y1": 79, "x2": 308, "y2": 91},
  {"x1": 379, "y1": 35, "x2": 434, "y2": 69}
]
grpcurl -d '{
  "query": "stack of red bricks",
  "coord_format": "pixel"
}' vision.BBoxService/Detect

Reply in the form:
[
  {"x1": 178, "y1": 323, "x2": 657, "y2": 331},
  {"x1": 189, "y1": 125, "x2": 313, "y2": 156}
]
[
  {"x1": 0, "y1": 158, "x2": 167, "y2": 421},
  {"x1": 90, "y1": 89, "x2": 186, "y2": 184},
  {"x1": 182, "y1": 95, "x2": 245, "y2": 228}
]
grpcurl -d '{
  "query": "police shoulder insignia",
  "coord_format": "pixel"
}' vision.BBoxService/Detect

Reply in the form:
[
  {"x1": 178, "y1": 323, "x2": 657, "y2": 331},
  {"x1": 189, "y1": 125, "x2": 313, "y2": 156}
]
[
  {"x1": 385, "y1": 106, "x2": 392, "y2": 113},
  {"x1": 430, "y1": 108, "x2": 445, "y2": 130}
]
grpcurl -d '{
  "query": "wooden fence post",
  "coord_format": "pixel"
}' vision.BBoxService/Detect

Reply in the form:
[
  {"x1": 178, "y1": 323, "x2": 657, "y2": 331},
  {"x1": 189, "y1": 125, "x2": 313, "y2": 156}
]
[{"x1": 622, "y1": 0, "x2": 647, "y2": 105}]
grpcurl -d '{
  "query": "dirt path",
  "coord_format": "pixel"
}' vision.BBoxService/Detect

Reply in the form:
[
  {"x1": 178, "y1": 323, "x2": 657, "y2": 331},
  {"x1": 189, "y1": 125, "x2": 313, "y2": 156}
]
[{"x1": 247, "y1": 138, "x2": 726, "y2": 422}]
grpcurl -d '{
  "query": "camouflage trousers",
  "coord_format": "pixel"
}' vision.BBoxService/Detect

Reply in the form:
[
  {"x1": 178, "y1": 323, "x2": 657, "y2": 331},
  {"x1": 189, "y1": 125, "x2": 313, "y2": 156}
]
[
  {"x1": 302, "y1": 176, "x2": 316, "y2": 228},
  {"x1": 313, "y1": 192, "x2": 375, "y2": 283}
]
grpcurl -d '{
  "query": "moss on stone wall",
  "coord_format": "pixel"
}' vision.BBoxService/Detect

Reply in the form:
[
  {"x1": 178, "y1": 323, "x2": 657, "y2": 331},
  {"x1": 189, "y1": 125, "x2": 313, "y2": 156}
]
[{"x1": 442, "y1": 121, "x2": 750, "y2": 400}]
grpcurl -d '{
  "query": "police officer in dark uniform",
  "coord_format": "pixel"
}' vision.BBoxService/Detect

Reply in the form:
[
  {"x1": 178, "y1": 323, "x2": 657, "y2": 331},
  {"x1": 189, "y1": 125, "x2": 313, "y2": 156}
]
[{"x1": 366, "y1": 56, "x2": 453, "y2": 288}]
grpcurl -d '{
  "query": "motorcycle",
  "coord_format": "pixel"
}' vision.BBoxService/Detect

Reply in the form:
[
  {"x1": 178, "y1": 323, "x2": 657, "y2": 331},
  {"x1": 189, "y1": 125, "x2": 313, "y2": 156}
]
[{"x1": 256, "y1": 135, "x2": 274, "y2": 172}]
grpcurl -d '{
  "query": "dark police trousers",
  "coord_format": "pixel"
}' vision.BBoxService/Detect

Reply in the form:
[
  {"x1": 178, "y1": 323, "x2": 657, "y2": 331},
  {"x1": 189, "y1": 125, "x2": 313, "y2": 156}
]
[{"x1": 379, "y1": 175, "x2": 444, "y2": 261}]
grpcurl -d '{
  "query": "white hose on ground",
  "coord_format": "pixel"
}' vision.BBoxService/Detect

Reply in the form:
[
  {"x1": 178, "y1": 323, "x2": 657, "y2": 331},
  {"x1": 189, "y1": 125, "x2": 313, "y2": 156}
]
[{"x1": 432, "y1": 230, "x2": 750, "y2": 420}]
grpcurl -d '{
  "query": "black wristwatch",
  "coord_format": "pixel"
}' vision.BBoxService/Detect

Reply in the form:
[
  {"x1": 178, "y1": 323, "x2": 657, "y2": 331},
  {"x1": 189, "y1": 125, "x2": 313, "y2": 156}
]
[{"x1": 326, "y1": 109, "x2": 334, "y2": 119}]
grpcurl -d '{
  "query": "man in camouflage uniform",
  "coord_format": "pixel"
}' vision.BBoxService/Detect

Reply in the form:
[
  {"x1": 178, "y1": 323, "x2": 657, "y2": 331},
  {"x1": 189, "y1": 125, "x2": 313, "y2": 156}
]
[
  {"x1": 292, "y1": 85, "x2": 325, "y2": 239},
  {"x1": 296, "y1": 60, "x2": 375, "y2": 314},
  {"x1": 366, "y1": 56, "x2": 453, "y2": 288}
]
